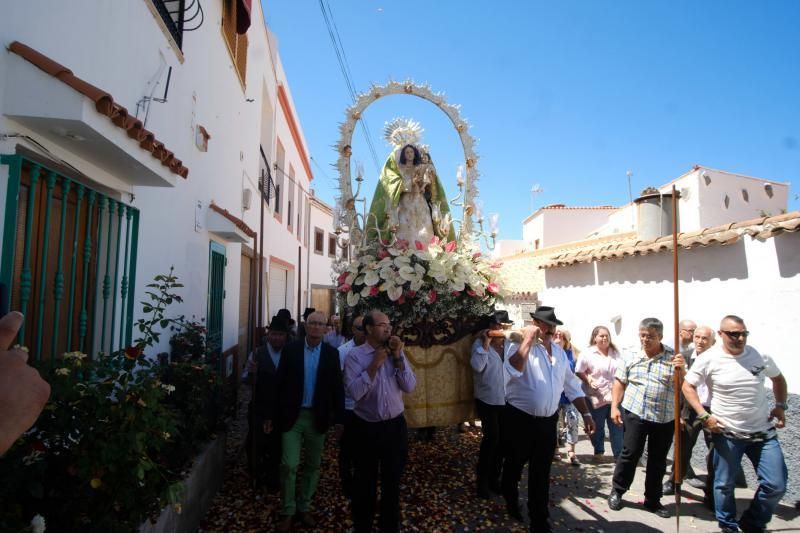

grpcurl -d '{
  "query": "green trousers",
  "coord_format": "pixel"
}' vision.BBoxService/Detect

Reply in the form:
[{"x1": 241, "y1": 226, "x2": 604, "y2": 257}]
[{"x1": 280, "y1": 409, "x2": 326, "y2": 516}]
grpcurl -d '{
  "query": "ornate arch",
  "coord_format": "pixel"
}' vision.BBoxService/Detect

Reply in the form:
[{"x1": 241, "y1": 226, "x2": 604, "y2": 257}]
[{"x1": 335, "y1": 80, "x2": 480, "y2": 244}]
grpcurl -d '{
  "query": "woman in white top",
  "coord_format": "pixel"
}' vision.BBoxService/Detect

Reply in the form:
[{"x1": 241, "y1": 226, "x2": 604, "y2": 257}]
[{"x1": 575, "y1": 326, "x2": 623, "y2": 458}]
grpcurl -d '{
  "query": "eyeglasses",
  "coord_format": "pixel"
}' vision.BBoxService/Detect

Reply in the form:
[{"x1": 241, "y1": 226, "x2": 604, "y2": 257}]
[
  {"x1": 373, "y1": 322, "x2": 392, "y2": 329},
  {"x1": 721, "y1": 330, "x2": 749, "y2": 340},
  {"x1": 307, "y1": 321, "x2": 327, "y2": 327}
]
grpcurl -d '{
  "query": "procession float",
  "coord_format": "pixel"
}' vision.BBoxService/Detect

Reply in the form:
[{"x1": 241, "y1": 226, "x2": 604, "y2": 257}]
[{"x1": 332, "y1": 81, "x2": 504, "y2": 427}]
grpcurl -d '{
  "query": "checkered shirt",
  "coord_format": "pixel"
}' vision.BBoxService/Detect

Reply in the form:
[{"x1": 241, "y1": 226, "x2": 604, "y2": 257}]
[{"x1": 615, "y1": 345, "x2": 677, "y2": 423}]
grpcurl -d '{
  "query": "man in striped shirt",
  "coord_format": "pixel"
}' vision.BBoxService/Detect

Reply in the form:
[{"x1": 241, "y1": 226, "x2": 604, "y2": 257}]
[{"x1": 608, "y1": 317, "x2": 686, "y2": 518}]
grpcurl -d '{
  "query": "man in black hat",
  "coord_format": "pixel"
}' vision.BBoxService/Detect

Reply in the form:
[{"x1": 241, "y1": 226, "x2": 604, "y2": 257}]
[
  {"x1": 296, "y1": 307, "x2": 316, "y2": 341},
  {"x1": 502, "y1": 305, "x2": 594, "y2": 532},
  {"x1": 471, "y1": 309, "x2": 515, "y2": 499},
  {"x1": 248, "y1": 316, "x2": 291, "y2": 491}
]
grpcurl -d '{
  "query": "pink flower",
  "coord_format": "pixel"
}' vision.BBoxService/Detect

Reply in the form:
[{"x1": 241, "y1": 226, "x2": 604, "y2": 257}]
[
  {"x1": 397, "y1": 295, "x2": 406, "y2": 305},
  {"x1": 452, "y1": 291, "x2": 460, "y2": 296},
  {"x1": 407, "y1": 290, "x2": 417, "y2": 298},
  {"x1": 429, "y1": 236, "x2": 441, "y2": 246},
  {"x1": 445, "y1": 240, "x2": 457, "y2": 253},
  {"x1": 377, "y1": 249, "x2": 390, "y2": 259},
  {"x1": 414, "y1": 240, "x2": 426, "y2": 251},
  {"x1": 338, "y1": 272, "x2": 349, "y2": 284},
  {"x1": 369, "y1": 286, "x2": 379, "y2": 296},
  {"x1": 472, "y1": 252, "x2": 482, "y2": 259},
  {"x1": 395, "y1": 239, "x2": 409, "y2": 250},
  {"x1": 427, "y1": 289, "x2": 437, "y2": 304},
  {"x1": 487, "y1": 283, "x2": 499, "y2": 294},
  {"x1": 337, "y1": 283, "x2": 351, "y2": 293},
  {"x1": 380, "y1": 239, "x2": 389, "y2": 246},
  {"x1": 490, "y1": 261, "x2": 503, "y2": 269},
  {"x1": 467, "y1": 290, "x2": 476, "y2": 297}
]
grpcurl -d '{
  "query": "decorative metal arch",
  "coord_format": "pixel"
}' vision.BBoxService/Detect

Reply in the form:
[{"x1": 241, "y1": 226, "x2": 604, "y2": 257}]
[{"x1": 335, "y1": 80, "x2": 480, "y2": 244}]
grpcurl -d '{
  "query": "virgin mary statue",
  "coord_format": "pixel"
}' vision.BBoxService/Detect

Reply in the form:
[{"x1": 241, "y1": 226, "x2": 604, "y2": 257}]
[{"x1": 368, "y1": 119, "x2": 454, "y2": 244}]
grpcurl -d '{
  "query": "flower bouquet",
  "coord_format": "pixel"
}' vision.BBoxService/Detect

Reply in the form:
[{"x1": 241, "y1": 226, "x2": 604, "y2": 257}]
[{"x1": 335, "y1": 236, "x2": 504, "y2": 331}]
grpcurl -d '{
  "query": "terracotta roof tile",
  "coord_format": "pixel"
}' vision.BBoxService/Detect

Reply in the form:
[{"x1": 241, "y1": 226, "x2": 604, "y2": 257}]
[
  {"x1": 209, "y1": 202, "x2": 256, "y2": 238},
  {"x1": 8, "y1": 41, "x2": 189, "y2": 179},
  {"x1": 539, "y1": 211, "x2": 800, "y2": 269}
]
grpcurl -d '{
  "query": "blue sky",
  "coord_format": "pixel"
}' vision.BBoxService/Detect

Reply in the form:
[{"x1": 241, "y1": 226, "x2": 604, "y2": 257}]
[{"x1": 262, "y1": 1, "x2": 800, "y2": 240}]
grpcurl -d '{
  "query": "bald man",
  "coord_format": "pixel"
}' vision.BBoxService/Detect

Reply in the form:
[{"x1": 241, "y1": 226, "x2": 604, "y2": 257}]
[{"x1": 683, "y1": 315, "x2": 788, "y2": 533}]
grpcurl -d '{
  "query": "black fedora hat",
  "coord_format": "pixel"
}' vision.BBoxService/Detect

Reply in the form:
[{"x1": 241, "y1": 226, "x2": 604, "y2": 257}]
[
  {"x1": 267, "y1": 316, "x2": 291, "y2": 333},
  {"x1": 302, "y1": 307, "x2": 316, "y2": 320},
  {"x1": 489, "y1": 310, "x2": 513, "y2": 325},
  {"x1": 529, "y1": 306, "x2": 563, "y2": 326},
  {"x1": 276, "y1": 308, "x2": 292, "y2": 321}
]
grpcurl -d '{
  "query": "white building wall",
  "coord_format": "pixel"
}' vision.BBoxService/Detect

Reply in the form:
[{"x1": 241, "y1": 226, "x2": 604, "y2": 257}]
[
  {"x1": 492, "y1": 240, "x2": 527, "y2": 259},
  {"x1": 0, "y1": 0, "x2": 326, "y2": 355},
  {"x1": 540, "y1": 230, "x2": 800, "y2": 393}
]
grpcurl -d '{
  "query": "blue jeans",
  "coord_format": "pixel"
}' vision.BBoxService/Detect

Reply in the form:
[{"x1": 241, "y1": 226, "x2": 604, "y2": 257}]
[
  {"x1": 588, "y1": 403, "x2": 623, "y2": 457},
  {"x1": 712, "y1": 434, "x2": 787, "y2": 530}
]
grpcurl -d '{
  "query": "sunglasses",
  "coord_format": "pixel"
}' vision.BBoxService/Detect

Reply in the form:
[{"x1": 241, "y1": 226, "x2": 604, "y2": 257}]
[{"x1": 721, "y1": 330, "x2": 749, "y2": 340}]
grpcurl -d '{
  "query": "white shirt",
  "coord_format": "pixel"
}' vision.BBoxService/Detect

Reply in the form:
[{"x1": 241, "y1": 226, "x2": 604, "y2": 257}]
[
  {"x1": 338, "y1": 339, "x2": 359, "y2": 411},
  {"x1": 690, "y1": 349, "x2": 711, "y2": 406},
  {"x1": 470, "y1": 338, "x2": 517, "y2": 406},
  {"x1": 504, "y1": 341, "x2": 585, "y2": 417},
  {"x1": 685, "y1": 345, "x2": 781, "y2": 434}
]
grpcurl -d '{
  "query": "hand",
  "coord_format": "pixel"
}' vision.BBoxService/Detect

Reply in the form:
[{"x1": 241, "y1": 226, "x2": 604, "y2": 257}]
[
  {"x1": 263, "y1": 420, "x2": 273, "y2": 434},
  {"x1": 703, "y1": 415, "x2": 725, "y2": 433},
  {"x1": 0, "y1": 312, "x2": 51, "y2": 455},
  {"x1": 388, "y1": 335, "x2": 404, "y2": 356},
  {"x1": 672, "y1": 353, "x2": 686, "y2": 370},
  {"x1": 769, "y1": 407, "x2": 786, "y2": 429},
  {"x1": 479, "y1": 329, "x2": 490, "y2": 349},
  {"x1": 610, "y1": 406, "x2": 623, "y2": 427},
  {"x1": 247, "y1": 359, "x2": 258, "y2": 374},
  {"x1": 372, "y1": 346, "x2": 389, "y2": 368},
  {"x1": 583, "y1": 415, "x2": 596, "y2": 436},
  {"x1": 522, "y1": 325, "x2": 540, "y2": 344}
]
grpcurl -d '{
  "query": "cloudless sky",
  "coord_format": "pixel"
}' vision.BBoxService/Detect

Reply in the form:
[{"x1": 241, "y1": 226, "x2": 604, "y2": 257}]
[{"x1": 262, "y1": 0, "x2": 800, "y2": 240}]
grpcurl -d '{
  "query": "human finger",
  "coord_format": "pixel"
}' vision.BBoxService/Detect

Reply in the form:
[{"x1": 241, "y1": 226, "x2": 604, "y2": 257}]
[{"x1": 0, "y1": 312, "x2": 24, "y2": 351}]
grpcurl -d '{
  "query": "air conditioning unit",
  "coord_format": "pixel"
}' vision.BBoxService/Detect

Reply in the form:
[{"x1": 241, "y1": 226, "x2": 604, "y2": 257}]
[{"x1": 242, "y1": 188, "x2": 252, "y2": 210}]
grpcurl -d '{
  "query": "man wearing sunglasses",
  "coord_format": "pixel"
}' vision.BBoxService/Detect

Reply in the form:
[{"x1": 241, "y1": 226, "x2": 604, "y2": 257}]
[{"x1": 683, "y1": 315, "x2": 788, "y2": 533}]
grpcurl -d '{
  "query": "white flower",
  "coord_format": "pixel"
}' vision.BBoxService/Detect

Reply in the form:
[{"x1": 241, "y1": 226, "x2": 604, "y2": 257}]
[
  {"x1": 346, "y1": 291, "x2": 360, "y2": 307},
  {"x1": 160, "y1": 384, "x2": 176, "y2": 394},
  {"x1": 397, "y1": 265, "x2": 417, "y2": 282},
  {"x1": 360, "y1": 285, "x2": 373, "y2": 297},
  {"x1": 386, "y1": 284, "x2": 403, "y2": 302},
  {"x1": 55, "y1": 368, "x2": 70, "y2": 376},
  {"x1": 363, "y1": 270, "x2": 380, "y2": 286},
  {"x1": 30, "y1": 514, "x2": 46, "y2": 533}
]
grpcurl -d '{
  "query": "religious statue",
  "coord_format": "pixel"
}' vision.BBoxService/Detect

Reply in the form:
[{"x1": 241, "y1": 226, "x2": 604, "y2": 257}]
[{"x1": 368, "y1": 119, "x2": 454, "y2": 244}]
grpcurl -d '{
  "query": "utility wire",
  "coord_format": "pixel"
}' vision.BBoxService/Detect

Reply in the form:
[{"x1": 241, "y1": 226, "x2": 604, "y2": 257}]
[{"x1": 318, "y1": 0, "x2": 381, "y2": 174}]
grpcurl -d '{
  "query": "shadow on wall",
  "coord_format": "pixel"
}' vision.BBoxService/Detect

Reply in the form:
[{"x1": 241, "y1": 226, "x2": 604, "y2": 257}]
[
  {"x1": 545, "y1": 240, "x2": 749, "y2": 288},
  {"x1": 775, "y1": 231, "x2": 800, "y2": 278}
]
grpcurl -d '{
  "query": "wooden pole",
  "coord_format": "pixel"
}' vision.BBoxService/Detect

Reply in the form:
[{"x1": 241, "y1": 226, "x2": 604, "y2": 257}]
[{"x1": 671, "y1": 185, "x2": 682, "y2": 530}]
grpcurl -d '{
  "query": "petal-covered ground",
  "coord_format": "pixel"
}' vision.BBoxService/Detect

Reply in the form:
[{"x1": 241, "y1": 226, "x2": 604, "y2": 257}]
[{"x1": 200, "y1": 388, "x2": 799, "y2": 532}]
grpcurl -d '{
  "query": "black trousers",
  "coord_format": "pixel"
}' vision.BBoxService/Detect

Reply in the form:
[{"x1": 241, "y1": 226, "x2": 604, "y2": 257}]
[
  {"x1": 501, "y1": 403, "x2": 558, "y2": 528},
  {"x1": 245, "y1": 401, "x2": 281, "y2": 488},
  {"x1": 475, "y1": 399, "x2": 504, "y2": 491},
  {"x1": 351, "y1": 413, "x2": 408, "y2": 533},
  {"x1": 339, "y1": 409, "x2": 356, "y2": 497},
  {"x1": 612, "y1": 409, "x2": 674, "y2": 502},
  {"x1": 670, "y1": 408, "x2": 703, "y2": 480}
]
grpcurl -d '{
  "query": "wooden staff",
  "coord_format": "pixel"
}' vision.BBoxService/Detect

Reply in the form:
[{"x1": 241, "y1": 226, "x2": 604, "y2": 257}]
[{"x1": 671, "y1": 185, "x2": 683, "y2": 529}]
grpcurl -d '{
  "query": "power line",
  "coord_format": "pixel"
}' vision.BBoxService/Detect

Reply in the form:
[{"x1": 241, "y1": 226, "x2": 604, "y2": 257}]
[{"x1": 318, "y1": 0, "x2": 381, "y2": 174}]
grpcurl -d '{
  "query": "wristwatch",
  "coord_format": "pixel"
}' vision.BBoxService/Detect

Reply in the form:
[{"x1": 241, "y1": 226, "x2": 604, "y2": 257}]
[
  {"x1": 774, "y1": 401, "x2": 789, "y2": 411},
  {"x1": 697, "y1": 412, "x2": 711, "y2": 422}
]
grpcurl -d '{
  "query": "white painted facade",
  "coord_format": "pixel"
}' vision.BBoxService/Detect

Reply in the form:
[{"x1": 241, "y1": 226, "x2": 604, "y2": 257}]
[
  {"x1": 540, "y1": 230, "x2": 800, "y2": 393},
  {"x1": 0, "y1": 1, "x2": 333, "y2": 361},
  {"x1": 519, "y1": 206, "x2": 615, "y2": 252},
  {"x1": 307, "y1": 194, "x2": 339, "y2": 317}
]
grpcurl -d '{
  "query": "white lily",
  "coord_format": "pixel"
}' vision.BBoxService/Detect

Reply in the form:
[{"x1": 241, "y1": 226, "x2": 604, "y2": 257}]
[
  {"x1": 363, "y1": 270, "x2": 380, "y2": 286},
  {"x1": 346, "y1": 291, "x2": 360, "y2": 307},
  {"x1": 386, "y1": 284, "x2": 403, "y2": 301}
]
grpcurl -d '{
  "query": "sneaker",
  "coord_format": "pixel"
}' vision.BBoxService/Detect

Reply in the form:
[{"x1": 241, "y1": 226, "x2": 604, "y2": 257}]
[
  {"x1": 738, "y1": 520, "x2": 765, "y2": 533},
  {"x1": 296, "y1": 511, "x2": 316, "y2": 527},
  {"x1": 276, "y1": 515, "x2": 293, "y2": 532},
  {"x1": 568, "y1": 451, "x2": 581, "y2": 466},
  {"x1": 608, "y1": 491, "x2": 623, "y2": 511},
  {"x1": 663, "y1": 480, "x2": 675, "y2": 495},
  {"x1": 643, "y1": 500, "x2": 670, "y2": 518}
]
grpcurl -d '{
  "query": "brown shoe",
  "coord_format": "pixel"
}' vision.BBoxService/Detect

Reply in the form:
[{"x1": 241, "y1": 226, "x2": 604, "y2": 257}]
[
  {"x1": 276, "y1": 514, "x2": 293, "y2": 532},
  {"x1": 296, "y1": 511, "x2": 316, "y2": 527}
]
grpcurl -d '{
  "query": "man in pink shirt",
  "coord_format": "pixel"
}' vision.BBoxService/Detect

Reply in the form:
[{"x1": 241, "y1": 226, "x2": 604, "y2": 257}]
[{"x1": 344, "y1": 310, "x2": 417, "y2": 533}]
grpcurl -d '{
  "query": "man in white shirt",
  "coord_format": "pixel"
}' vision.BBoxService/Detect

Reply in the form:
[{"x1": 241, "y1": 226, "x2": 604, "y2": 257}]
[
  {"x1": 337, "y1": 315, "x2": 366, "y2": 498},
  {"x1": 683, "y1": 315, "x2": 788, "y2": 533},
  {"x1": 471, "y1": 310, "x2": 516, "y2": 499},
  {"x1": 502, "y1": 306, "x2": 594, "y2": 532}
]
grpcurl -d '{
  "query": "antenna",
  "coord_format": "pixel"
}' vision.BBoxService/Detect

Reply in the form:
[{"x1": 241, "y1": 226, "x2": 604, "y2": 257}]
[
  {"x1": 530, "y1": 183, "x2": 543, "y2": 212},
  {"x1": 626, "y1": 170, "x2": 635, "y2": 230}
]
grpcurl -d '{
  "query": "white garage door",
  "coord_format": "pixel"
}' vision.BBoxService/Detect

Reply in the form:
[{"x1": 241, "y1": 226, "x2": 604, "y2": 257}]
[{"x1": 268, "y1": 265, "x2": 290, "y2": 321}]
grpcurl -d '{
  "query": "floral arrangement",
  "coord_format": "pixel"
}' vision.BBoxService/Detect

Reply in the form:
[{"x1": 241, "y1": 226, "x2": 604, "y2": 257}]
[{"x1": 336, "y1": 236, "x2": 504, "y2": 328}]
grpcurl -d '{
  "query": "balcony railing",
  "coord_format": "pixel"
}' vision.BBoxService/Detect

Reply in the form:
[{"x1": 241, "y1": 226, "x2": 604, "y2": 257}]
[
  {"x1": 151, "y1": 0, "x2": 186, "y2": 49},
  {"x1": 1, "y1": 154, "x2": 140, "y2": 363}
]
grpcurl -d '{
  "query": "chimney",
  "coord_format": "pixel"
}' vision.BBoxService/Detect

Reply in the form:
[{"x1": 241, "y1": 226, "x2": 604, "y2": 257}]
[{"x1": 634, "y1": 187, "x2": 678, "y2": 240}]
